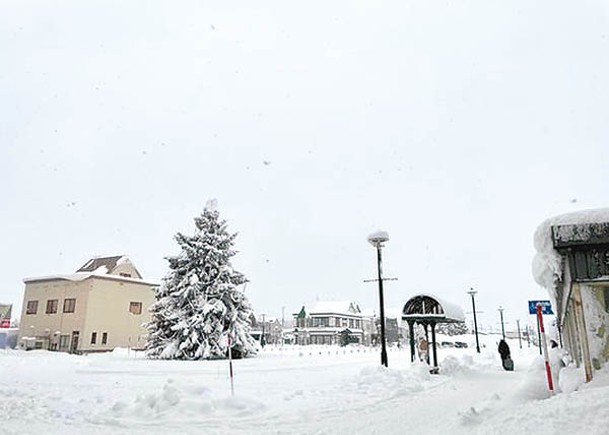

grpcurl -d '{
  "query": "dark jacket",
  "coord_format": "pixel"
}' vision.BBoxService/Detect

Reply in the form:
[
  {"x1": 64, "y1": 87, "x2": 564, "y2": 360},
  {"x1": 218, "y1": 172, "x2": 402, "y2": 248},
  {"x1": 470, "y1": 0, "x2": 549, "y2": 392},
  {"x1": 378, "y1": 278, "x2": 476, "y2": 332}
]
[{"x1": 498, "y1": 339, "x2": 511, "y2": 360}]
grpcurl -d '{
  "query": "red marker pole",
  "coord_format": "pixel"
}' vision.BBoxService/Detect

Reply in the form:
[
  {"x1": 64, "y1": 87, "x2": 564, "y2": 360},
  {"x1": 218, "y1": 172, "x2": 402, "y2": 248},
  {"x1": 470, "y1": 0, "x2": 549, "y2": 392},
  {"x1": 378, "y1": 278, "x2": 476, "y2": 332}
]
[{"x1": 537, "y1": 304, "x2": 554, "y2": 393}]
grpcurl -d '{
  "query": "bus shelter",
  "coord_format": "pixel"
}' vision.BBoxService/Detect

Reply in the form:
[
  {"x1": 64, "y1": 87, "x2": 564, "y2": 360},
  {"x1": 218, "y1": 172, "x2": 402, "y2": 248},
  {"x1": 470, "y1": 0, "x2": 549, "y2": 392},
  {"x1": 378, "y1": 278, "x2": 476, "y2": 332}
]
[{"x1": 402, "y1": 294, "x2": 465, "y2": 373}]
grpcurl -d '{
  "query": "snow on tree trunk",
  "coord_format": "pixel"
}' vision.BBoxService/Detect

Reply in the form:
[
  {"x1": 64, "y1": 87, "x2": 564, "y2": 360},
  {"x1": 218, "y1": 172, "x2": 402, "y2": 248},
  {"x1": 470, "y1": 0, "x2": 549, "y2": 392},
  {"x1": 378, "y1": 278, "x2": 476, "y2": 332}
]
[{"x1": 146, "y1": 202, "x2": 257, "y2": 360}]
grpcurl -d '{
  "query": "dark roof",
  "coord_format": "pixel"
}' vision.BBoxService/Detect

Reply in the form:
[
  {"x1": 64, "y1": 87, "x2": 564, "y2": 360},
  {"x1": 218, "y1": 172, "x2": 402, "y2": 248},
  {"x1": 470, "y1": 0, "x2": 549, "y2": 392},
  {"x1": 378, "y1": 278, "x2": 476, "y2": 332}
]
[
  {"x1": 296, "y1": 306, "x2": 307, "y2": 319},
  {"x1": 402, "y1": 294, "x2": 465, "y2": 324},
  {"x1": 552, "y1": 222, "x2": 609, "y2": 248},
  {"x1": 76, "y1": 256, "x2": 125, "y2": 274}
]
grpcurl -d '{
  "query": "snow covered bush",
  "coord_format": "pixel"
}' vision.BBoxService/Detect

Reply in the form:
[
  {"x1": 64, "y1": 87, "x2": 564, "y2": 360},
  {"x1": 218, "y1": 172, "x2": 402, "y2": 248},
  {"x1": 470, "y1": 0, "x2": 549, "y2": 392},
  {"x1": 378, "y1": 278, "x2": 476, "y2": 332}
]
[{"x1": 146, "y1": 200, "x2": 257, "y2": 360}]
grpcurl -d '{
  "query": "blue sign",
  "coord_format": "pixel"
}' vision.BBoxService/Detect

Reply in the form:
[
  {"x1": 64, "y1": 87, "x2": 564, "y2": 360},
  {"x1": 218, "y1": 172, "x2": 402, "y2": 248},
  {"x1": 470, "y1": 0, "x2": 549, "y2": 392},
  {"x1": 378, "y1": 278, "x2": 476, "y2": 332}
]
[{"x1": 528, "y1": 300, "x2": 554, "y2": 315}]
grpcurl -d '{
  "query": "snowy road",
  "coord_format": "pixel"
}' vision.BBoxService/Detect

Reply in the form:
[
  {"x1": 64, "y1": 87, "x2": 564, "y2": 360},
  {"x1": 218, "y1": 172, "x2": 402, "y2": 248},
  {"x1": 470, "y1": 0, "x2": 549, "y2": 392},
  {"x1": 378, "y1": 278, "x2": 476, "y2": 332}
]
[{"x1": 1, "y1": 338, "x2": 605, "y2": 435}]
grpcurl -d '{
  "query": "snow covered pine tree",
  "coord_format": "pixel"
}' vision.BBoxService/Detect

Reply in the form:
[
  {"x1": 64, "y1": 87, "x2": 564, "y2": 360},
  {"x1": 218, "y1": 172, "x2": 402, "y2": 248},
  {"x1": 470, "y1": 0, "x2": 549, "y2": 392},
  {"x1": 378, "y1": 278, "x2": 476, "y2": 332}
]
[{"x1": 146, "y1": 200, "x2": 257, "y2": 360}]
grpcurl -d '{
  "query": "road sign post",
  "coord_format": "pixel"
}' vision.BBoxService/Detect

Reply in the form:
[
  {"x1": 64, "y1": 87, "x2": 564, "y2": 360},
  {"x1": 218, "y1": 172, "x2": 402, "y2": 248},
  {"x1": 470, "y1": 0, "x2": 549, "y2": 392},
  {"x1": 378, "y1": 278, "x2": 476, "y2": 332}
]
[{"x1": 529, "y1": 300, "x2": 553, "y2": 355}]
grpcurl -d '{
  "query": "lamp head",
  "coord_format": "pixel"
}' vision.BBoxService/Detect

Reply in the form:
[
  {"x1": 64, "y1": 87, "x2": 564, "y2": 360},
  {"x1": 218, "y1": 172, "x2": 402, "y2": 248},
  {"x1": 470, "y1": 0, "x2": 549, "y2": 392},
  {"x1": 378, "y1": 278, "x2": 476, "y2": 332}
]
[{"x1": 367, "y1": 231, "x2": 389, "y2": 247}]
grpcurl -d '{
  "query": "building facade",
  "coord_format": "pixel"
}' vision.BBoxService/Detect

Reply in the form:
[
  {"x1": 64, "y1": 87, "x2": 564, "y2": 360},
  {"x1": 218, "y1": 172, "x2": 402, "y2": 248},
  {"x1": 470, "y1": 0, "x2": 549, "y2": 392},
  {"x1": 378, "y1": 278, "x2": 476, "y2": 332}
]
[
  {"x1": 293, "y1": 301, "x2": 364, "y2": 345},
  {"x1": 18, "y1": 256, "x2": 157, "y2": 353},
  {"x1": 534, "y1": 211, "x2": 609, "y2": 382}
]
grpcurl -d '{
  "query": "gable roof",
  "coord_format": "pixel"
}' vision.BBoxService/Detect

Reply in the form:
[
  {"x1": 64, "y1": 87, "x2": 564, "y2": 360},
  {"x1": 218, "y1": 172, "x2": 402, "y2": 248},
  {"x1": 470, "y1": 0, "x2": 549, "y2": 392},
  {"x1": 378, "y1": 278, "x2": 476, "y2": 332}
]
[
  {"x1": 77, "y1": 255, "x2": 124, "y2": 273},
  {"x1": 76, "y1": 255, "x2": 141, "y2": 278}
]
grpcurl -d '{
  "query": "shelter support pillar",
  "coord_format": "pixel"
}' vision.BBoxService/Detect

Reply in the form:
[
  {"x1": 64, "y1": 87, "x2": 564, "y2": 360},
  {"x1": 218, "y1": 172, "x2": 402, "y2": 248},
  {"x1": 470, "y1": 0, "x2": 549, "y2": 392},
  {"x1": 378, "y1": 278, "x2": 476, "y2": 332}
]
[
  {"x1": 408, "y1": 320, "x2": 415, "y2": 363},
  {"x1": 423, "y1": 323, "x2": 430, "y2": 364},
  {"x1": 430, "y1": 321, "x2": 438, "y2": 370}
]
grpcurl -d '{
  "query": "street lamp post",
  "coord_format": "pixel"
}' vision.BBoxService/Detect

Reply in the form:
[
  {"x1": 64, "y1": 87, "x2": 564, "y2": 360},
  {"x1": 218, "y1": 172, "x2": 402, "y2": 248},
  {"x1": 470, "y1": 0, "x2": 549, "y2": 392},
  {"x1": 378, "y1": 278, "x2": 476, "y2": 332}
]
[
  {"x1": 467, "y1": 288, "x2": 481, "y2": 353},
  {"x1": 498, "y1": 306, "x2": 505, "y2": 340},
  {"x1": 367, "y1": 231, "x2": 389, "y2": 368},
  {"x1": 261, "y1": 314, "x2": 266, "y2": 347}
]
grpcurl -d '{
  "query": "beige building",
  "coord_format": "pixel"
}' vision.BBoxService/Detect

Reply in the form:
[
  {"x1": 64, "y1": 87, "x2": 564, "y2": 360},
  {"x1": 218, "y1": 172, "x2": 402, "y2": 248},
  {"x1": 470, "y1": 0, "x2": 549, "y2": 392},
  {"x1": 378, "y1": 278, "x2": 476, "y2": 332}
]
[{"x1": 18, "y1": 256, "x2": 158, "y2": 353}]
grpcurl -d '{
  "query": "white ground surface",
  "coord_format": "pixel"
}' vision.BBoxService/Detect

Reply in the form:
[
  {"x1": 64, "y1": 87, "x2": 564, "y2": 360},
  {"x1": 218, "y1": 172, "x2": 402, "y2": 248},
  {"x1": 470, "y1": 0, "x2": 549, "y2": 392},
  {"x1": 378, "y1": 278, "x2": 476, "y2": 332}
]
[{"x1": 2, "y1": 334, "x2": 608, "y2": 435}]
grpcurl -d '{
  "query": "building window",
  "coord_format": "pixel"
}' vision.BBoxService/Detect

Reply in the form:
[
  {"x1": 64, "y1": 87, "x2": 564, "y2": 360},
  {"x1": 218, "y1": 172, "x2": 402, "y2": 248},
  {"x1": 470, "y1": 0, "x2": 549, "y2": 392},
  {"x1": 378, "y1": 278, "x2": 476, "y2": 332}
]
[
  {"x1": 63, "y1": 298, "x2": 76, "y2": 313},
  {"x1": 46, "y1": 299, "x2": 58, "y2": 314},
  {"x1": 59, "y1": 335, "x2": 70, "y2": 350},
  {"x1": 90, "y1": 332, "x2": 97, "y2": 345},
  {"x1": 129, "y1": 301, "x2": 142, "y2": 315},
  {"x1": 102, "y1": 332, "x2": 108, "y2": 345},
  {"x1": 26, "y1": 300, "x2": 38, "y2": 315},
  {"x1": 120, "y1": 272, "x2": 132, "y2": 277}
]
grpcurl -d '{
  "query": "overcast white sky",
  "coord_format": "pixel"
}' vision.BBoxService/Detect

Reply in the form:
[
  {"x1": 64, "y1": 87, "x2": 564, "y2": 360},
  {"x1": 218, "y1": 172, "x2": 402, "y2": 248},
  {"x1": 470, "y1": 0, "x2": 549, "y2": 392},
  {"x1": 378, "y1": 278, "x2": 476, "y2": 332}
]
[{"x1": 2, "y1": 0, "x2": 609, "y2": 333}]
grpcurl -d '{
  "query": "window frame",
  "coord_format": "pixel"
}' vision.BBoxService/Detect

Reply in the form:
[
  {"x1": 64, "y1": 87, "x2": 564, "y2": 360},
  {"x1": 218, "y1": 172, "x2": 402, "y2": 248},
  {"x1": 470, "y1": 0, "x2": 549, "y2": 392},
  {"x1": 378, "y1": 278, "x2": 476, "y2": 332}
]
[
  {"x1": 63, "y1": 298, "x2": 76, "y2": 313},
  {"x1": 46, "y1": 299, "x2": 58, "y2": 314},
  {"x1": 26, "y1": 300, "x2": 38, "y2": 315},
  {"x1": 129, "y1": 301, "x2": 142, "y2": 315}
]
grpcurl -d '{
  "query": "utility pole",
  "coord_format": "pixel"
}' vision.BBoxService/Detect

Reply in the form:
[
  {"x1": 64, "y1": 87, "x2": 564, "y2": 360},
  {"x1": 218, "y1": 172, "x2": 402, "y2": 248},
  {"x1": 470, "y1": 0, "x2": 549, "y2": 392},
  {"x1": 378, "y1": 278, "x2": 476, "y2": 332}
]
[
  {"x1": 261, "y1": 313, "x2": 266, "y2": 347},
  {"x1": 467, "y1": 288, "x2": 481, "y2": 353},
  {"x1": 517, "y1": 319, "x2": 522, "y2": 349},
  {"x1": 498, "y1": 306, "x2": 505, "y2": 340}
]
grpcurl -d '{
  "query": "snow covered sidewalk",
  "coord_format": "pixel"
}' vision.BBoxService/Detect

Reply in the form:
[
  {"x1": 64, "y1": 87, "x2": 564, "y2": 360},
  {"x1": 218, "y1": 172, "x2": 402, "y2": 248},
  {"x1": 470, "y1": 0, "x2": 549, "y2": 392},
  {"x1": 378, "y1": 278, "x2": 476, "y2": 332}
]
[{"x1": 1, "y1": 338, "x2": 606, "y2": 435}]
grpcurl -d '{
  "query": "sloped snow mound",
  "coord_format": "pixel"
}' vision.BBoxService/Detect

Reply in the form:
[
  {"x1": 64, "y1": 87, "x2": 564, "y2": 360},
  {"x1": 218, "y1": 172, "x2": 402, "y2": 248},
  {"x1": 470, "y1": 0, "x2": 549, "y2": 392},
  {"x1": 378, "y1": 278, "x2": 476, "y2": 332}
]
[
  {"x1": 341, "y1": 362, "x2": 436, "y2": 402},
  {"x1": 440, "y1": 355, "x2": 473, "y2": 375},
  {"x1": 96, "y1": 379, "x2": 265, "y2": 425}
]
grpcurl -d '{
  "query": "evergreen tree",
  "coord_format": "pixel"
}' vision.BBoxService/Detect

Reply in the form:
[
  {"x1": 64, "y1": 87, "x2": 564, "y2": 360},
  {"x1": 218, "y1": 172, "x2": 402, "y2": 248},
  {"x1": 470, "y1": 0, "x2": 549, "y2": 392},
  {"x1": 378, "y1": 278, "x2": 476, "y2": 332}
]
[{"x1": 146, "y1": 201, "x2": 257, "y2": 360}]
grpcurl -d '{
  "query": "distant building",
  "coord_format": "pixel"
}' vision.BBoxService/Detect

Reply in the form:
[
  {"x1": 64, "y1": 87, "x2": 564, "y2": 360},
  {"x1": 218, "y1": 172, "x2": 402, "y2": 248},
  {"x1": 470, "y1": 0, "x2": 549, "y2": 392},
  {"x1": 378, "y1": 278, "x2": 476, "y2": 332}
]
[
  {"x1": 18, "y1": 256, "x2": 158, "y2": 353},
  {"x1": 0, "y1": 303, "x2": 11, "y2": 328},
  {"x1": 249, "y1": 314, "x2": 284, "y2": 345},
  {"x1": 360, "y1": 309, "x2": 403, "y2": 347},
  {"x1": 293, "y1": 301, "x2": 364, "y2": 345}
]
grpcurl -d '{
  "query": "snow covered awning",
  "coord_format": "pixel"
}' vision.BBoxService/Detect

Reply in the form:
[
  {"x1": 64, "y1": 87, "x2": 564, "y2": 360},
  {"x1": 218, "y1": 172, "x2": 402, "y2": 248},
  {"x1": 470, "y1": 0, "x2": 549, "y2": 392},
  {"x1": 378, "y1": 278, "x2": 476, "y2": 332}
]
[
  {"x1": 401, "y1": 294, "x2": 465, "y2": 324},
  {"x1": 533, "y1": 208, "x2": 609, "y2": 301}
]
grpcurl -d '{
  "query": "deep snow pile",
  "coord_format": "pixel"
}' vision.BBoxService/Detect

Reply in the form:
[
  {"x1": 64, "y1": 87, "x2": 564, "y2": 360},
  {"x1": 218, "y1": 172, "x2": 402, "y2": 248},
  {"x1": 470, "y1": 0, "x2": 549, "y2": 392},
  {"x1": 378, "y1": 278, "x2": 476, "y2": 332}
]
[{"x1": 1, "y1": 335, "x2": 607, "y2": 435}]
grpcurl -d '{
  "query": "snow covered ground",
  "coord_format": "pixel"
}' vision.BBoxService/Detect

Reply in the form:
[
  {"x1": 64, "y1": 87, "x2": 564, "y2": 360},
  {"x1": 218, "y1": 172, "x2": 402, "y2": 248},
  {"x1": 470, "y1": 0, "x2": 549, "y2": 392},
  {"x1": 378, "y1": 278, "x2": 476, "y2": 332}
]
[{"x1": 2, "y1": 334, "x2": 607, "y2": 435}]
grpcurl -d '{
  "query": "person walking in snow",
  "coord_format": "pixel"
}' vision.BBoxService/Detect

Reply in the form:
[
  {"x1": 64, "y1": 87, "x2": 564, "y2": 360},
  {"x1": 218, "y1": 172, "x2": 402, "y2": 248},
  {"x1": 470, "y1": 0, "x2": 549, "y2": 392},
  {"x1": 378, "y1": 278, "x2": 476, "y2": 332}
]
[
  {"x1": 498, "y1": 339, "x2": 513, "y2": 371},
  {"x1": 418, "y1": 337, "x2": 429, "y2": 363}
]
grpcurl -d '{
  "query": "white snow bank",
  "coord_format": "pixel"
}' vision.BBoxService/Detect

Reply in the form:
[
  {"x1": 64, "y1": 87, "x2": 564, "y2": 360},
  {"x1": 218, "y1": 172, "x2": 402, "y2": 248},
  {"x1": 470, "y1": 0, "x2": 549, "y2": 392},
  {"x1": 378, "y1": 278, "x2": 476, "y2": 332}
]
[{"x1": 99, "y1": 379, "x2": 265, "y2": 425}]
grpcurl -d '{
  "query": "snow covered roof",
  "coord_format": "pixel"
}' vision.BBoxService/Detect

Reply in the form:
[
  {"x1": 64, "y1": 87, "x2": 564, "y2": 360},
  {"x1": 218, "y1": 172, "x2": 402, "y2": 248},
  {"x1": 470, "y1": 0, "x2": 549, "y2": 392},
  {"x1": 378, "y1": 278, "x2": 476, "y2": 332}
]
[
  {"x1": 401, "y1": 294, "x2": 465, "y2": 323},
  {"x1": 533, "y1": 208, "x2": 609, "y2": 301},
  {"x1": 76, "y1": 255, "x2": 141, "y2": 278},
  {"x1": 309, "y1": 301, "x2": 361, "y2": 316},
  {"x1": 23, "y1": 272, "x2": 158, "y2": 287}
]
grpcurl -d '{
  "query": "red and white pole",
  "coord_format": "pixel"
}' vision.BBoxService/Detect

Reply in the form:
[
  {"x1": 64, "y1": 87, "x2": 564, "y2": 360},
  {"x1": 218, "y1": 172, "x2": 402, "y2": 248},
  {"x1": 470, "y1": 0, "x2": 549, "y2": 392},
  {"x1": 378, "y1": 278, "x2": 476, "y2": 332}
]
[{"x1": 537, "y1": 304, "x2": 554, "y2": 393}]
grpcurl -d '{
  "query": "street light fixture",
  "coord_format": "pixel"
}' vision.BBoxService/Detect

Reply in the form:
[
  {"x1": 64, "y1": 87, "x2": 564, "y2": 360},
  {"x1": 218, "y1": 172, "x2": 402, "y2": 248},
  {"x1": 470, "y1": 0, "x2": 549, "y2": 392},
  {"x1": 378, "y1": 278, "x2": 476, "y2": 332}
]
[
  {"x1": 367, "y1": 230, "x2": 389, "y2": 368},
  {"x1": 498, "y1": 306, "x2": 506, "y2": 340},
  {"x1": 467, "y1": 288, "x2": 481, "y2": 353}
]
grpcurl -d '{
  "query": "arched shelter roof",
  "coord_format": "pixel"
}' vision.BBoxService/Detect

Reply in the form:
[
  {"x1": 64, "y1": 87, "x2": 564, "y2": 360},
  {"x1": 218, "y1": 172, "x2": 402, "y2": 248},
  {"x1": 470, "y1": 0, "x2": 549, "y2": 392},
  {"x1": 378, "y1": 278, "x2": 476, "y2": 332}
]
[{"x1": 401, "y1": 294, "x2": 465, "y2": 324}]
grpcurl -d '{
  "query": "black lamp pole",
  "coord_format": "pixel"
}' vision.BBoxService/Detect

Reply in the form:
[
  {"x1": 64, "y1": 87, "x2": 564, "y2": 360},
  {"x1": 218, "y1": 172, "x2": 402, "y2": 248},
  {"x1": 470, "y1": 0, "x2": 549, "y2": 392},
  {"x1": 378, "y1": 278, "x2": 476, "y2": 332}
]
[
  {"x1": 367, "y1": 231, "x2": 390, "y2": 368},
  {"x1": 375, "y1": 244, "x2": 388, "y2": 367},
  {"x1": 468, "y1": 288, "x2": 480, "y2": 353}
]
